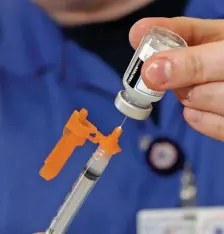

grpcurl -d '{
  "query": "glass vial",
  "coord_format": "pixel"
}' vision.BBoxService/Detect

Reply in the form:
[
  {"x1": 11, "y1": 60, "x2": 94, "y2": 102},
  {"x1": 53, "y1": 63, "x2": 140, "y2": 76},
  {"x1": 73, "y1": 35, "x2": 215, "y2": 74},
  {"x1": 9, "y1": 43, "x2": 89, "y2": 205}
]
[{"x1": 114, "y1": 26, "x2": 188, "y2": 120}]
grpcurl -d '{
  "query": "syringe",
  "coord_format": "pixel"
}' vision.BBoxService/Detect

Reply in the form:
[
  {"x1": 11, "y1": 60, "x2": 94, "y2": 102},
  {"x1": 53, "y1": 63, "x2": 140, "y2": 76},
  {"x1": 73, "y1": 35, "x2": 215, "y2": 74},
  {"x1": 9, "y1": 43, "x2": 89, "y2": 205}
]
[{"x1": 44, "y1": 126, "x2": 123, "y2": 234}]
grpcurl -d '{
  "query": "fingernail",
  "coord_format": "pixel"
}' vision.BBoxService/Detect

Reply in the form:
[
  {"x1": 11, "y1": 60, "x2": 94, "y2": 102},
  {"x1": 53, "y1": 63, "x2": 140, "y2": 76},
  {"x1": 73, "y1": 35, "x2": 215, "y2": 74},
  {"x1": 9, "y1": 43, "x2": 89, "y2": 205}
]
[
  {"x1": 186, "y1": 109, "x2": 202, "y2": 123},
  {"x1": 145, "y1": 59, "x2": 172, "y2": 85}
]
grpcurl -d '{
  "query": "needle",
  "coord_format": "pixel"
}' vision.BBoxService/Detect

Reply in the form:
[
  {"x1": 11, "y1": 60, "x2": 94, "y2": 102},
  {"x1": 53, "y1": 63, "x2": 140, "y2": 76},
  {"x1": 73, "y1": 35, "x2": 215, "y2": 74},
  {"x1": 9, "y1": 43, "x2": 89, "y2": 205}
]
[{"x1": 120, "y1": 116, "x2": 127, "y2": 128}]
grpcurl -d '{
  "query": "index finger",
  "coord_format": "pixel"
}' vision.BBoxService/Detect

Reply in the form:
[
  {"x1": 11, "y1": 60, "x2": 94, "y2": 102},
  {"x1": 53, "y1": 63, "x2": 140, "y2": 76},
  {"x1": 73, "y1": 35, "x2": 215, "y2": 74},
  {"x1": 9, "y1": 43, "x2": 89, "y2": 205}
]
[{"x1": 129, "y1": 17, "x2": 224, "y2": 48}]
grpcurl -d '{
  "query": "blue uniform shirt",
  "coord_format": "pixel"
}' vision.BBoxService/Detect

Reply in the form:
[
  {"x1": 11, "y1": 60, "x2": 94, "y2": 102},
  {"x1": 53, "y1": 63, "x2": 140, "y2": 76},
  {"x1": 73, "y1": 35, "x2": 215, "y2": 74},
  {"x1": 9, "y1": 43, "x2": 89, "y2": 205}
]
[{"x1": 0, "y1": 1, "x2": 224, "y2": 234}]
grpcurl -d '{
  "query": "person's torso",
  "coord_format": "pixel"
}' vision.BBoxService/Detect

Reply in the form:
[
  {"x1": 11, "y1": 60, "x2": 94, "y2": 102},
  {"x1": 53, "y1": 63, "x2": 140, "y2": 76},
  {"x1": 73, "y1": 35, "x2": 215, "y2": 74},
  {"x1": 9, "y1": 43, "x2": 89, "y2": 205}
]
[{"x1": 1, "y1": 1, "x2": 224, "y2": 234}]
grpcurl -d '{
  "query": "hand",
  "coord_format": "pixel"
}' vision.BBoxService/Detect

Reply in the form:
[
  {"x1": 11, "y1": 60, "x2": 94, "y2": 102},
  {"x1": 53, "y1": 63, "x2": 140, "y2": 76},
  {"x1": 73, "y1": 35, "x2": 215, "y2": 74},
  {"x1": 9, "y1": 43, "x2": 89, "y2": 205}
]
[{"x1": 129, "y1": 17, "x2": 224, "y2": 141}]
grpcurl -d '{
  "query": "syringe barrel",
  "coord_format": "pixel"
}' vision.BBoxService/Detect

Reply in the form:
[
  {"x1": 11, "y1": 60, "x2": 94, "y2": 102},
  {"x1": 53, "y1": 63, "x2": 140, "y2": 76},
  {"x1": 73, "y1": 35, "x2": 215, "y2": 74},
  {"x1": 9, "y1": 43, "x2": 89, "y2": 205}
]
[
  {"x1": 114, "y1": 26, "x2": 188, "y2": 120},
  {"x1": 45, "y1": 146, "x2": 111, "y2": 234}
]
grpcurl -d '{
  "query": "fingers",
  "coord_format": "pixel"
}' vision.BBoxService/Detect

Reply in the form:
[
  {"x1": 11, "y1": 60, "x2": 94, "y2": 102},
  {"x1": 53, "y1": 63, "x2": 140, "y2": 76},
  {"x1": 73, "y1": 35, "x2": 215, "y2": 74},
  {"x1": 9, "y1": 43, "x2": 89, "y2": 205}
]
[
  {"x1": 175, "y1": 82, "x2": 224, "y2": 117},
  {"x1": 140, "y1": 40, "x2": 224, "y2": 90},
  {"x1": 129, "y1": 16, "x2": 224, "y2": 142},
  {"x1": 184, "y1": 107, "x2": 224, "y2": 142},
  {"x1": 129, "y1": 17, "x2": 224, "y2": 49},
  {"x1": 176, "y1": 82, "x2": 224, "y2": 142}
]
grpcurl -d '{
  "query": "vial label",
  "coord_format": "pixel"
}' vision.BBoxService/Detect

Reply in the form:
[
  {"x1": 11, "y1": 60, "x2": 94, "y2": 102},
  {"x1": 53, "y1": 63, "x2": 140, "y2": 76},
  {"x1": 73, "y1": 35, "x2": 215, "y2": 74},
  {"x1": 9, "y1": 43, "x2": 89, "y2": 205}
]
[
  {"x1": 138, "y1": 43, "x2": 156, "y2": 61},
  {"x1": 126, "y1": 43, "x2": 165, "y2": 97},
  {"x1": 135, "y1": 77, "x2": 164, "y2": 97}
]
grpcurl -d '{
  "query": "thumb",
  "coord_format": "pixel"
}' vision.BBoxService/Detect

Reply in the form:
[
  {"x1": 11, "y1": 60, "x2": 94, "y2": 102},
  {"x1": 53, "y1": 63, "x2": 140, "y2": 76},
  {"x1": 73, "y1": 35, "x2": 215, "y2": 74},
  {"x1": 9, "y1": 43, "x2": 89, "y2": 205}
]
[{"x1": 141, "y1": 40, "x2": 224, "y2": 90}]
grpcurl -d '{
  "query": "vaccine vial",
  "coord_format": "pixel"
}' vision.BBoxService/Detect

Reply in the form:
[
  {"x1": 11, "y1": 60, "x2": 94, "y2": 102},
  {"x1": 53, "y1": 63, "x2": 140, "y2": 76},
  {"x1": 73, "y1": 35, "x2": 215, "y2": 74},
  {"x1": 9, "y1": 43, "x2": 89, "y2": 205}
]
[{"x1": 114, "y1": 26, "x2": 188, "y2": 120}]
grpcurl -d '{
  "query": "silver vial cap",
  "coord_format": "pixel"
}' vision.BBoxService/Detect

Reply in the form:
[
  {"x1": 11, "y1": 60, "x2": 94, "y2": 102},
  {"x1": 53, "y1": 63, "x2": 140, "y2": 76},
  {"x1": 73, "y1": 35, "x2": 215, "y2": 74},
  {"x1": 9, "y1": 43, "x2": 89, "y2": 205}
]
[{"x1": 114, "y1": 91, "x2": 153, "y2": 120}]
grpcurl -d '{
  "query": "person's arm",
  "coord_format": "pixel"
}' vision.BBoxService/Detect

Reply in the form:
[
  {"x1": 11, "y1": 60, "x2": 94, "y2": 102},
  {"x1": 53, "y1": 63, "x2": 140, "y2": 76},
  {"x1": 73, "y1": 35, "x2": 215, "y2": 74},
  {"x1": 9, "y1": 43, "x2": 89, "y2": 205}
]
[{"x1": 130, "y1": 17, "x2": 224, "y2": 141}]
